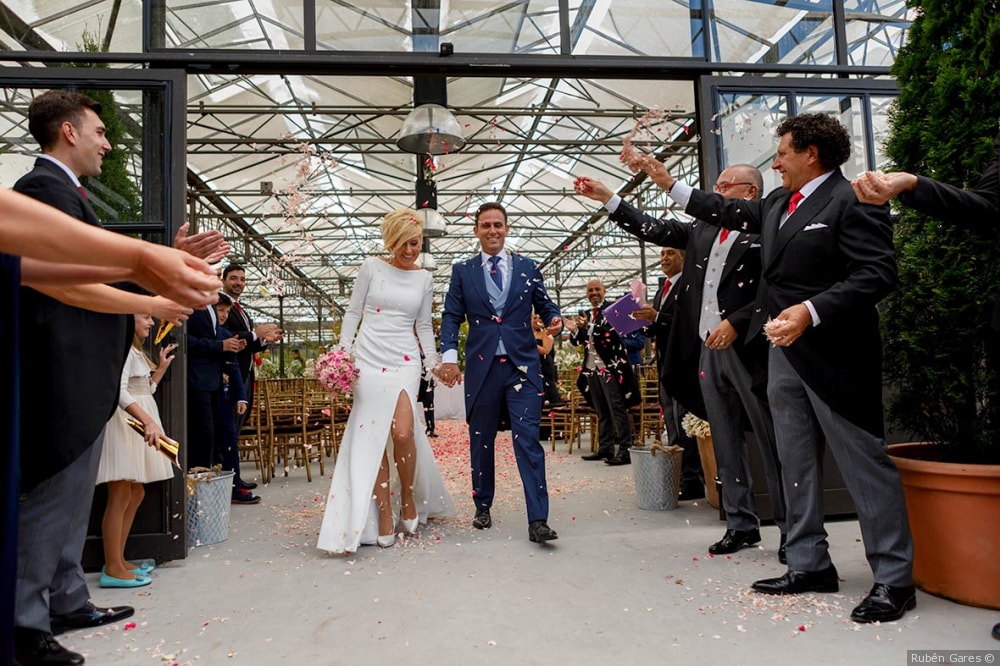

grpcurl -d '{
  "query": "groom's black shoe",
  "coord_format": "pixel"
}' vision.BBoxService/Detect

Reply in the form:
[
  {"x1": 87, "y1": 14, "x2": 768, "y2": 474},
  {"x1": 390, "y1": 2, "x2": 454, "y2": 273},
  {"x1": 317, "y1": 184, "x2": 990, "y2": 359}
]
[
  {"x1": 528, "y1": 521, "x2": 558, "y2": 543},
  {"x1": 472, "y1": 509, "x2": 492, "y2": 530}
]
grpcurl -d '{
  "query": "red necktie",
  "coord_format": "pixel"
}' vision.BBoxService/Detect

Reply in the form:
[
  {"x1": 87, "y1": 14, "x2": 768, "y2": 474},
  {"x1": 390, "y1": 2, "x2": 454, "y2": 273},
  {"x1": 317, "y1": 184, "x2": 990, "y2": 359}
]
[
  {"x1": 233, "y1": 300, "x2": 250, "y2": 328},
  {"x1": 787, "y1": 191, "x2": 804, "y2": 215},
  {"x1": 77, "y1": 185, "x2": 88, "y2": 201},
  {"x1": 718, "y1": 228, "x2": 730, "y2": 243},
  {"x1": 591, "y1": 307, "x2": 598, "y2": 322}
]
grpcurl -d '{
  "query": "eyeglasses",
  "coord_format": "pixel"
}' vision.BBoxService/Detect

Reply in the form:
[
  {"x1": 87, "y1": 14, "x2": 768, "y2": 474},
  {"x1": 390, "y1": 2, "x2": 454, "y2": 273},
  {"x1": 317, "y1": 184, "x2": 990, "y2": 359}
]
[{"x1": 714, "y1": 181, "x2": 752, "y2": 193}]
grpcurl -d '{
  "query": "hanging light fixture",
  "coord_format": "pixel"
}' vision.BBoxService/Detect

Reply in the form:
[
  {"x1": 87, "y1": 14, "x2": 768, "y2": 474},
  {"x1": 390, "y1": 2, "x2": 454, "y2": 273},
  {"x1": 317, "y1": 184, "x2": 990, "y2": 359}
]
[
  {"x1": 396, "y1": 103, "x2": 466, "y2": 155},
  {"x1": 419, "y1": 237, "x2": 437, "y2": 272},
  {"x1": 413, "y1": 178, "x2": 447, "y2": 237},
  {"x1": 413, "y1": 207, "x2": 447, "y2": 238},
  {"x1": 420, "y1": 251, "x2": 438, "y2": 272}
]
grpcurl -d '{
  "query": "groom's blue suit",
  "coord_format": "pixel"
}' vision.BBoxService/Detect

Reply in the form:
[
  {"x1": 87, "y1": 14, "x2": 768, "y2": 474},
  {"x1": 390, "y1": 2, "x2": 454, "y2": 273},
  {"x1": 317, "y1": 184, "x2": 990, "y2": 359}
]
[{"x1": 441, "y1": 251, "x2": 561, "y2": 523}]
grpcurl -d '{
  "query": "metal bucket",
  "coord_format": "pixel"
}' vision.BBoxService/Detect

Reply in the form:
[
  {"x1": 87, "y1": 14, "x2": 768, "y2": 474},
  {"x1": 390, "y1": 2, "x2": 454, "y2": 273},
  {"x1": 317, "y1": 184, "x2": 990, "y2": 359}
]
[
  {"x1": 631, "y1": 442, "x2": 683, "y2": 511},
  {"x1": 185, "y1": 470, "x2": 235, "y2": 547}
]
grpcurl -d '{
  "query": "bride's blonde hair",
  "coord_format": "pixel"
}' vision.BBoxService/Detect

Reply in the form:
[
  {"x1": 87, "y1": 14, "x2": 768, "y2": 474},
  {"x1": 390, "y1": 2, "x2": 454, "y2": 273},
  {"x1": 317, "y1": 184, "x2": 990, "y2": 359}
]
[{"x1": 381, "y1": 208, "x2": 422, "y2": 254}]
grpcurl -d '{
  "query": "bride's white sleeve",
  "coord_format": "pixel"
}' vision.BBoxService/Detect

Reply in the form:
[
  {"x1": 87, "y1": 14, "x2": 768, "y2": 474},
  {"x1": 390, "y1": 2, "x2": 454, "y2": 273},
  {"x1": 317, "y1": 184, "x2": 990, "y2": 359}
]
[
  {"x1": 338, "y1": 259, "x2": 371, "y2": 352},
  {"x1": 416, "y1": 271, "x2": 439, "y2": 370}
]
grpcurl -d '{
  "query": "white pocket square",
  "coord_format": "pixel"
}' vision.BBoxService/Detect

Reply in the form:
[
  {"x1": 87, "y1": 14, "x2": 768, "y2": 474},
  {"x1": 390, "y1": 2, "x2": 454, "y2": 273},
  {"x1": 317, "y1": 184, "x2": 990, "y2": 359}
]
[
  {"x1": 803, "y1": 222, "x2": 828, "y2": 231},
  {"x1": 750, "y1": 242, "x2": 762, "y2": 248}
]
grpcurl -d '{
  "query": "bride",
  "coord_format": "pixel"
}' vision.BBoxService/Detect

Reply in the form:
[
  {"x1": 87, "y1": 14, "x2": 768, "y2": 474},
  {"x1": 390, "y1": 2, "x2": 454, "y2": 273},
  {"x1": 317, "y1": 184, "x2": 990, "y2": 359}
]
[{"x1": 317, "y1": 209, "x2": 455, "y2": 553}]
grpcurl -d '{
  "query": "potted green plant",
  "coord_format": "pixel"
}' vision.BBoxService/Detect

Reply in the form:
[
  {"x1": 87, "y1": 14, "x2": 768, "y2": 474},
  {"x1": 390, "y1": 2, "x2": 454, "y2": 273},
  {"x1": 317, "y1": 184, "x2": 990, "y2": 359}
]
[{"x1": 879, "y1": 0, "x2": 1000, "y2": 609}]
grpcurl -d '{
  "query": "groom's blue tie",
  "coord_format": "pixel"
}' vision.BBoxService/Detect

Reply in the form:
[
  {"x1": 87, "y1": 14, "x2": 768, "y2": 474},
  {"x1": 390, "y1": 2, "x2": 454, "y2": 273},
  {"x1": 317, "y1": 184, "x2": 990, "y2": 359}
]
[{"x1": 488, "y1": 255, "x2": 503, "y2": 290}]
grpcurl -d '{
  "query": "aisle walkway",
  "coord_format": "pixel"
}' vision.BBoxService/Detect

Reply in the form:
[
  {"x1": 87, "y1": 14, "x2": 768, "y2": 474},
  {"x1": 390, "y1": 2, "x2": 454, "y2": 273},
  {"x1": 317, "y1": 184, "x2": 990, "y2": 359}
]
[{"x1": 69, "y1": 421, "x2": 996, "y2": 665}]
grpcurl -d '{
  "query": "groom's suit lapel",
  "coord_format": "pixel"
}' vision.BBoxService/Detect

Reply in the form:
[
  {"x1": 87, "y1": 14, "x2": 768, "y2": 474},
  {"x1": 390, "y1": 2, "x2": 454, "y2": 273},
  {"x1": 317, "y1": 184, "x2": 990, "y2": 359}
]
[
  {"x1": 502, "y1": 253, "x2": 524, "y2": 312},
  {"x1": 467, "y1": 256, "x2": 497, "y2": 315}
]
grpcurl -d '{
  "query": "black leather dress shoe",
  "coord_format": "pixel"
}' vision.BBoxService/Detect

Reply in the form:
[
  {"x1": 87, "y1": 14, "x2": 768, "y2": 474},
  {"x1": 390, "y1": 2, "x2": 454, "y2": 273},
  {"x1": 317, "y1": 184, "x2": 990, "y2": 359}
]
[
  {"x1": 992, "y1": 622, "x2": 1000, "y2": 641},
  {"x1": 708, "y1": 528, "x2": 761, "y2": 555},
  {"x1": 752, "y1": 565, "x2": 840, "y2": 595},
  {"x1": 14, "y1": 628, "x2": 85, "y2": 665},
  {"x1": 850, "y1": 583, "x2": 916, "y2": 623},
  {"x1": 528, "y1": 521, "x2": 558, "y2": 543},
  {"x1": 236, "y1": 480, "x2": 258, "y2": 490},
  {"x1": 581, "y1": 450, "x2": 612, "y2": 461},
  {"x1": 778, "y1": 533, "x2": 788, "y2": 565},
  {"x1": 50, "y1": 600, "x2": 134, "y2": 635},
  {"x1": 604, "y1": 452, "x2": 631, "y2": 466},
  {"x1": 678, "y1": 484, "x2": 705, "y2": 501},
  {"x1": 472, "y1": 509, "x2": 492, "y2": 530}
]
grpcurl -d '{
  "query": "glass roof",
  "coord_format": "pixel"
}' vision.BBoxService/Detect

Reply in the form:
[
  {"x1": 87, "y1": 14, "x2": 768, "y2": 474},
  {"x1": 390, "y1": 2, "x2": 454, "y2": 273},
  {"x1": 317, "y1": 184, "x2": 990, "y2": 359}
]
[{"x1": 0, "y1": 0, "x2": 910, "y2": 344}]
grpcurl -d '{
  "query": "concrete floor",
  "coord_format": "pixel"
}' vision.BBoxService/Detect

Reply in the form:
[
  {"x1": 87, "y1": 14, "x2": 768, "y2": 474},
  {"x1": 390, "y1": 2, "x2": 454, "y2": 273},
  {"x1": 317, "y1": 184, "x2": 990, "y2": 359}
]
[{"x1": 65, "y1": 421, "x2": 997, "y2": 665}]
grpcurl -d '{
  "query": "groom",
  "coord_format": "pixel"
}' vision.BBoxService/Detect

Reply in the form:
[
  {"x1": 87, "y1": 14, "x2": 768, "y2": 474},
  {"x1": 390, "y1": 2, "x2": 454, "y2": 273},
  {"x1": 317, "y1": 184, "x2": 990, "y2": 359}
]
[{"x1": 439, "y1": 202, "x2": 563, "y2": 544}]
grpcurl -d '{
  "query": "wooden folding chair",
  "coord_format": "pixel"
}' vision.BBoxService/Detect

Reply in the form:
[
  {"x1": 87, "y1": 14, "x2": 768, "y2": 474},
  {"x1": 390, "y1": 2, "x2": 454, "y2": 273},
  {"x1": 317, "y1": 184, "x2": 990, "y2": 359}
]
[
  {"x1": 238, "y1": 388, "x2": 269, "y2": 484},
  {"x1": 261, "y1": 378, "x2": 325, "y2": 482},
  {"x1": 548, "y1": 387, "x2": 578, "y2": 453}
]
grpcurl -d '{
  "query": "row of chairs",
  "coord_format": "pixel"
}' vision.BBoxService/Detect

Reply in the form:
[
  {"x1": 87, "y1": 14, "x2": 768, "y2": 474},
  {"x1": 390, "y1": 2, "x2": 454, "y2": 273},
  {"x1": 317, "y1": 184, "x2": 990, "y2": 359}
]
[
  {"x1": 238, "y1": 378, "x2": 351, "y2": 483},
  {"x1": 239, "y1": 369, "x2": 661, "y2": 479}
]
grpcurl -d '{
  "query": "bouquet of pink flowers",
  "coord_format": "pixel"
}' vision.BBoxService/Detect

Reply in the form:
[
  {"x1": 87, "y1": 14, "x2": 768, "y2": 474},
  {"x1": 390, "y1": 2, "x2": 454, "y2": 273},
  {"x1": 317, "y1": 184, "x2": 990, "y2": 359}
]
[{"x1": 314, "y1": 348, "x2": 360, "y2": 395}]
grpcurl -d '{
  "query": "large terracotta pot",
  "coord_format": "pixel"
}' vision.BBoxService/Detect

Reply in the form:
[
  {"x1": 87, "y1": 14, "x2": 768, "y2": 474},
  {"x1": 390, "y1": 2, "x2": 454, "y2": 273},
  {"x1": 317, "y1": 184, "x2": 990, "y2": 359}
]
[{"x1": 888, "y1": 442, "x2": 1000, "y2": 609}]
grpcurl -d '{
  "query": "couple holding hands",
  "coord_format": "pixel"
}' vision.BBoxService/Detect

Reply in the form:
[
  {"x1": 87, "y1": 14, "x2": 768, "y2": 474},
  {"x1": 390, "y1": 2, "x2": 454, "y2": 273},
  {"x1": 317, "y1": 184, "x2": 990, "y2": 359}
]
[{"x1": 317, "y1": 203, "x2": 562, "y2": 554}]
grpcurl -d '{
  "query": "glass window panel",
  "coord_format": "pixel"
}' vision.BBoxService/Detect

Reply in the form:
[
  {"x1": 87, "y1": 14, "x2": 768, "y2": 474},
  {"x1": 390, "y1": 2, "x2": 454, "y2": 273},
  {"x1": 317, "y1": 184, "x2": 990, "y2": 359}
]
[
  {"x1": 166, "y1": 0, "x2": 305, "y2": 50},
  {"x1": 795, "y1": 94, "x2": 867, "y2": 178},
  {"x1": 711, "y1": 0, "x2": 836, "y2": 66},
  {"x1": 315, "y1": 0, "x2": 567, "y2": 54},
  {"x1": 0, "y1": 84, "x2": 175, "y2": 230},
  {"x1": 843, "y1": 0, "x2": 912, "y2": 67},
  {"x1": 568, "y1": 0, "x2": 697, "y2": 57},
  {"x1": 870, "y1": 95, "x2": 895, "y2": 171},
  {"x1": 715, "y1": 92, "x2": 789, "y2": 192},
  {"x1": 315, "y1": 0, "x2": 410, "y2": 51}
]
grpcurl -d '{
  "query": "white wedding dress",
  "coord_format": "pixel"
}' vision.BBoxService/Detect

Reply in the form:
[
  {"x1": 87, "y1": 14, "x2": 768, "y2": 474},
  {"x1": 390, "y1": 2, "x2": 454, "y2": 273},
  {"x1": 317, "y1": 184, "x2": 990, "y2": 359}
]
[{"x1": 317, "y1": 257, "x2": 455, "y2": 554}]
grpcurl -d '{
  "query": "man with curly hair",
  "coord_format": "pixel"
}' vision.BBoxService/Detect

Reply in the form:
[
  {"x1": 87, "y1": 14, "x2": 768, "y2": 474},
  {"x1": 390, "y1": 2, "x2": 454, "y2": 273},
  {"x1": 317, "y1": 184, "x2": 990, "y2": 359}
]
[{"x1": 635, "y1": 113, "x2": 915, "y2": 624}]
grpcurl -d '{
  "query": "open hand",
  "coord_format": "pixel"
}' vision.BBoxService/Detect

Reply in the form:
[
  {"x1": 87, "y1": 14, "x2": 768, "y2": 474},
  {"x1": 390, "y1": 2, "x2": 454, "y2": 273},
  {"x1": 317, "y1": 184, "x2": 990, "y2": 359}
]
[
  {"x1": 134, "y1": 244, "x2": 220, "y2": 309},
  {"x1": 173, "y1": 222, "x2": 230, "y2": 264},
  {"x1": 149, "y1": 295, "x2": 192, "y2": 324},
  {"x1": 158, "y1": 343, "x2": 178, "y2": 366}
]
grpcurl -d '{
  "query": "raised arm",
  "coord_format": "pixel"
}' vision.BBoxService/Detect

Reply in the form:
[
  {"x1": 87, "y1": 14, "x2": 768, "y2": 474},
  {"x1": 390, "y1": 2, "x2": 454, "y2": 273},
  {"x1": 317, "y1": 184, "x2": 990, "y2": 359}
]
[{"x1": 2, "y1": 189, "x2": 219, "y2": 308}]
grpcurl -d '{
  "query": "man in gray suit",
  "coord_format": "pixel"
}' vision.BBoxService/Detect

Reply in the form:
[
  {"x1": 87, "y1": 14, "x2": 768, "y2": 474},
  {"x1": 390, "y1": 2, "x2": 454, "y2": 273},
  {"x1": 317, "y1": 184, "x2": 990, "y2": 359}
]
[
  {"x1": 576, "y1": 165, "x2": 788, "y2": 562},
  {"x1": 13, "y1": 91, "x2": 225, "y2": 665},
  {"x1": 13, "y1": 90, "x2": 133, "y2": 666},
  {"x1": 635, "y1": 113, "x2": 915, "y2": 624}
]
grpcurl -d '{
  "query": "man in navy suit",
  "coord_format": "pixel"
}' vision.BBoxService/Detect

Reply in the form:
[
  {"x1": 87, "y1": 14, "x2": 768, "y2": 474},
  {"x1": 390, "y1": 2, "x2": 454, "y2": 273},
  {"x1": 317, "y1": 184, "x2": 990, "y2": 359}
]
[
  {"x1": 637, "y1": 113, "x2": 915, "y2": 624},
  {"x1": 438, "y1": 202, "x2": 563, "y2": 544}
]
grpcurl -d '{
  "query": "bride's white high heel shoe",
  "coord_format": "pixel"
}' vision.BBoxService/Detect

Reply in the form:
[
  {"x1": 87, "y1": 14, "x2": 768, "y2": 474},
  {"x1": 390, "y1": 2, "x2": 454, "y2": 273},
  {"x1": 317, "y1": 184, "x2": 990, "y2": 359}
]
[
  {"x1": 376, "y1": 533, "x2": 396, "y2": 548},
  {"x1": 401, "y1": 516, "x2": 418, "y2": 534}
]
